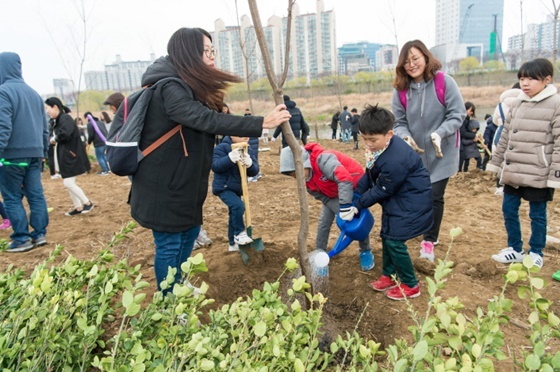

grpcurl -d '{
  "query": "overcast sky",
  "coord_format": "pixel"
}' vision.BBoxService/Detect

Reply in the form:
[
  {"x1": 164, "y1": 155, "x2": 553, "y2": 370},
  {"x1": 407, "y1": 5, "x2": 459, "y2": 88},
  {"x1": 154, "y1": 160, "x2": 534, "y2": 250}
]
[{"x1": 1, "y1": 0, "x2": 550, "y2": 95}]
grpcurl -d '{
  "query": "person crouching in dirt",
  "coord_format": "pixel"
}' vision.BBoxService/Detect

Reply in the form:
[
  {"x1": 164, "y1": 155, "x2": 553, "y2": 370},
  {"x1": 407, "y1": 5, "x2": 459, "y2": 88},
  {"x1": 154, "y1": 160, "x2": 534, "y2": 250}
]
[
  {"x1": 353, "y1": 104, "x2": 433, "y2": 301},
  {"x1": 212, "y1": 136, "x2": 258, "y2": 253},
  {"x1": 279, "y1": 143, "x2": 375, "y2": 271}
]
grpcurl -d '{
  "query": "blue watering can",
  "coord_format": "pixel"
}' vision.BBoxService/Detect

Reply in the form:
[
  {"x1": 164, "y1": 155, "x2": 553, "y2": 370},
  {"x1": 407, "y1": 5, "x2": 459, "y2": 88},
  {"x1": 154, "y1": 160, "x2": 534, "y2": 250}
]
[{"x1": 327, "y1": 208, "x2": 374, "y2": 258}]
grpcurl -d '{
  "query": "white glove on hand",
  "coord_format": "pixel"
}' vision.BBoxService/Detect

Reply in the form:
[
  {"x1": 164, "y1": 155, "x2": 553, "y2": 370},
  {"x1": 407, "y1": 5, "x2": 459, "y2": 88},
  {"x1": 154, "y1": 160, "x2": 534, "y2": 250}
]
[
  {"x1": 228, "y1": 148, "x2": 242, "y2": 163},
  {"x1": 403, "y1": 136, "x2": 425, "y2": 154},
  {"x1": 430, "y1": 132, "x2": 443, "y2": 158},
  {"x1": 241, "y1": 153, "x2": 253, "y2": 167},
  {"x1": 271, "y1": 137, "x2": 276, "y2": 142},
  {"x1": 339, "y1": 204, "x2": 358, "y2": 221}
]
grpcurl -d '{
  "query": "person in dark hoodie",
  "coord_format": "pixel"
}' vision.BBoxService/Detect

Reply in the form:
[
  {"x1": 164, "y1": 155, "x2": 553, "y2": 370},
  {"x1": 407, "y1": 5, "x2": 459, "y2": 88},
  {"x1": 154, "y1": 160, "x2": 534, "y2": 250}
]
[
  {"x1": 0, "y1": 52, "x2": 50, "y2": 252},
  {"x1": 84, "y1": 112, "x2": 110, "y2": 175},
  {"x1": 272, "y1": 95, "x2": 309, "y2": 148},
  {"x1": 132, "y1": 27, "x2": 290, "y2": 294}
]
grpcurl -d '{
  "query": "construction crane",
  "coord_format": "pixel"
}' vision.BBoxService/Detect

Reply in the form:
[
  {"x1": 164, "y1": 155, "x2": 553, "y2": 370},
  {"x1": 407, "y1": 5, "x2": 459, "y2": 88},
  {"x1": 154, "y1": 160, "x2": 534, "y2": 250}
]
[{"x1": 452, "y1": 3, "x2": 474, "y2": 62}]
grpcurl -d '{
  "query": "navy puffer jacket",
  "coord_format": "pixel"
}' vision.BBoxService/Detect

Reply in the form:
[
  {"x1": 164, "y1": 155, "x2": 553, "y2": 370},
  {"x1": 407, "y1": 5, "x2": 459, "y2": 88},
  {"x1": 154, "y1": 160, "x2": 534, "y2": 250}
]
[
  {"x1": 355, "y1": 136, "x2": 433, "y2": 241},
  {"x1": 212, "y1": 136, "x2": 259, "y2": 196}
]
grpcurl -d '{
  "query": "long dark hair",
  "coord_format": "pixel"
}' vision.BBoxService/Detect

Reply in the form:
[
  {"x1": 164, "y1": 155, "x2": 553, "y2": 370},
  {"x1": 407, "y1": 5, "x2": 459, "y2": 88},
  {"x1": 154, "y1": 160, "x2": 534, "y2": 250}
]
[
  {"x1": 393, "y1": 40, "x2": 442, "y2": 91},
  {"x1": 167, "y1": 27, "x2": 241, "y2": 111},
  {"x1": 44, "y1": 97, "x2": 71, "y2": 117}
]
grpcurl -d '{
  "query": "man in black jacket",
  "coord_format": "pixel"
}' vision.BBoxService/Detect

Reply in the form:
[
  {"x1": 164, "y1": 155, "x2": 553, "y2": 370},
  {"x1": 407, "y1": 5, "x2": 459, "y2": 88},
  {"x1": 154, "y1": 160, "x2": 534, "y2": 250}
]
[
  {"x1": 84, "y1": 112, "x2": 110, "y2": 175},
  {"x1": 272, "y1": 95, "x2": 310, "y2": 148}
]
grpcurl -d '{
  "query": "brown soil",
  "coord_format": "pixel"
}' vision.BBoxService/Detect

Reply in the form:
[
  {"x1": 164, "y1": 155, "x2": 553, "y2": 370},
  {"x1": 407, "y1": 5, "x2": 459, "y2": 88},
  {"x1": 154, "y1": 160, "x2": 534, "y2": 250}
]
[{"x1": 1, "y1": 138, "x2": 559, "y2": 369}]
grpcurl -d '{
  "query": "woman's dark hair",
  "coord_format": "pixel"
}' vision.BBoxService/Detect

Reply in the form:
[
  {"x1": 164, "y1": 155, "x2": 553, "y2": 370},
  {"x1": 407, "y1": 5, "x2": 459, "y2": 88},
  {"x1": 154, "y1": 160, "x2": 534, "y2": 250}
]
[
  {"x1": 358, "y1": 103, "x2": 394, "y2": 135},
  {"x1": 393, "y1": 39, "x2": 442, "y2": 91},
  {"x1": 44, "y1": 97, "x2": 71, "y2": 115},
  {"x1": 101, "y1": 111, "x2": 112, "y2": 123},
  {"x1": 465, "y1": 101, "x2": 476, "y2": 117},
  {"x1": 517, "y1": 58, "x2": 554, "y2": 80},
  {"x1": 167, "y1": 27, "x2": 240, "y2": 111}
]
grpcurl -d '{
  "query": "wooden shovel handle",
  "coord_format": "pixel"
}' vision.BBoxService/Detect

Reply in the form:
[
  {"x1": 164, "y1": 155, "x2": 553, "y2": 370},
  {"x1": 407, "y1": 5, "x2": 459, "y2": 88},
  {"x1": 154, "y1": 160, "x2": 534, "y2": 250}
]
[{"x1": 231, "y1": 142, "x2": 251, "y2": 227}]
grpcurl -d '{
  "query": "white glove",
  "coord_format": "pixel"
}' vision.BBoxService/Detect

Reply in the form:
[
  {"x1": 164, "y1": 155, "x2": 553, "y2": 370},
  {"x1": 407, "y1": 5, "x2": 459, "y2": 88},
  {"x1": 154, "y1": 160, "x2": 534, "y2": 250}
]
[
  {"x1": 339, "y1": 204, "x2": 358, "y2": 221},
  {"x1": 271, "y1": 137, "x2": 276, "y2": 142},
  {"x1": 403, "y1": 136, "x2": 424, "y2": 154},
  {"x1": 430, "y1": 133, "x2": 443, "y2": 158},
  {"x1": 228, "y1": 148, "x2": 242, "y2": 163},
  {"x1": 241, "y1": 153, "x2": 253, "y2": 167}
]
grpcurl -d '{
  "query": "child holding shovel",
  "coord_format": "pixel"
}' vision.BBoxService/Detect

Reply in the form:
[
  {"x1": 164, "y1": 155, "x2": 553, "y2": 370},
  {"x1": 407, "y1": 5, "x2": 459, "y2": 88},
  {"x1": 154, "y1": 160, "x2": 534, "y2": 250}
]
[
  {"x1": 353, "y1": 104, "x2": 433, "y2": 300},
  {"x1": 212, "y1": 136, "x2": 258, "y2": 252},
  {"x1": 279, "y1": 142, "x2": 375, "y2": 271}
]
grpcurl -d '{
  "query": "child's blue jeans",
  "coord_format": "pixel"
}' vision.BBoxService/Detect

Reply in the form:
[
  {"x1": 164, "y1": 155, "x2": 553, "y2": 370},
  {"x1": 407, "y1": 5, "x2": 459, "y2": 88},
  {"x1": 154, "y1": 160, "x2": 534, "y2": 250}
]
[
  {"x1": 218, "y1": 190, "x2": 246, "y2": 245},
  {"x1": 502, "y1": 193, "x2": 547, "y2": 256}
]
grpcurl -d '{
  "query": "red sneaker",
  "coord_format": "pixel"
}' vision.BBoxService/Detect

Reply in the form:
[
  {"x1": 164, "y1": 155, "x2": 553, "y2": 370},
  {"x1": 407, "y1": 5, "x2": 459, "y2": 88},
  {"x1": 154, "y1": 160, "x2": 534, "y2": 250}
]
[
  {"x1": 385, "y1": 283, "x2": 420, "y2": 300},
  {"x1": 370, "y1": 275, "x2": 397, "y2": 292}
]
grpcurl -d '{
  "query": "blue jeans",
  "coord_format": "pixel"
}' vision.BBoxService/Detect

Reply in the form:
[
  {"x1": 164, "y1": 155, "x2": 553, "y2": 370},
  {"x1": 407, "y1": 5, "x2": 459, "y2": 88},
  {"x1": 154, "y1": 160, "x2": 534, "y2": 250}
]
[
  {"x1": 502, "y1": 193, "x2": 547, "y2": 256},
  {"x1": 94, "y1": 145, "x2": 109, "y2": 173},
  {"x1": 217, "y1": 190, "x2": 245, "y2": 245},
  {"x1": 152, "y1": 226, "x2": 200, "y2": 293},
  {"x1": 0, "y1": 158, "x2": 48, "y2": 243}
]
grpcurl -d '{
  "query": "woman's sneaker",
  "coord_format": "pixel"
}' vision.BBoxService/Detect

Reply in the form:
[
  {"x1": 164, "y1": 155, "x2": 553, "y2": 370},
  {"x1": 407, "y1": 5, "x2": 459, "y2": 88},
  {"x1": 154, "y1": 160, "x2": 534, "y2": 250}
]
[
  {"x1": 228, "y1": 243, "x2": 239, "y2": 252},
  {"x1": 234, "y1": 231, "x2": 253, "y2": 245},
  {"x1": 491, "y1": 247, "x2": 525, "y2": 263},
  {"x1": 82, "y1": 202, "x2": 94, "y2": 214},
  {"x1": 0, "y1": 219, "x2": 11, "y2": 230},
  {"x1": 419, "y1": 241, "x2": 435, "y2": 262},
  {"x1": 529, "y1": 252, "x2": 543, "y2": 269}
]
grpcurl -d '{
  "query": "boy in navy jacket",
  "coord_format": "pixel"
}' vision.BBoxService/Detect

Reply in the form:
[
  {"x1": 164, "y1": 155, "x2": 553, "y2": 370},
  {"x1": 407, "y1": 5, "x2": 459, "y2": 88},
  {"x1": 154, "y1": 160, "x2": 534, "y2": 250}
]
[
  {"x1": 212, "y1": 136, "x2": 258, "y2": 252},
  {"x1": 353, "y1": 104, "x2": 433, "y2": 300}
]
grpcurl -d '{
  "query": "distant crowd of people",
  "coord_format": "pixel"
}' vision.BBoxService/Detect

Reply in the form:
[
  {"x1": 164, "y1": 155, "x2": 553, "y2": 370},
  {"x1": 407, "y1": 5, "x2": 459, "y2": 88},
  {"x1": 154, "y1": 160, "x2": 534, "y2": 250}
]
[{"x1": 1, "y1": 30, "x2": 560, "y2": 300}]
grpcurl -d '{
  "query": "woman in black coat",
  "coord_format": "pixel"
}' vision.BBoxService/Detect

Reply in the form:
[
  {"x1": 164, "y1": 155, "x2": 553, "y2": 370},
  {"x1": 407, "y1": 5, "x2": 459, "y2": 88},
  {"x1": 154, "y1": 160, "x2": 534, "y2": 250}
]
[
  {"x1": 131, "y1": 27, "x2": 290, "y2": 294},
  {"x1": 45, "y1": 97, "x2": 93, "y2": 217}
]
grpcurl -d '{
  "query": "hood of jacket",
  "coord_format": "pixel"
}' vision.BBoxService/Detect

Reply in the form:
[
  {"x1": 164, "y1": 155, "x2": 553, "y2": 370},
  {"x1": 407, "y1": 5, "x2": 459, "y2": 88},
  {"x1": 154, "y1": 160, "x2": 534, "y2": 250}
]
[
  {"x1": 499, "y1": 88, "x2": 522, "y2": 104},
  {"x1": 0, "y1": 52, "x2": 23, "y2": 85},
  {"x1": 141, "y1": 56, "x2": 179, "y2": 87}
]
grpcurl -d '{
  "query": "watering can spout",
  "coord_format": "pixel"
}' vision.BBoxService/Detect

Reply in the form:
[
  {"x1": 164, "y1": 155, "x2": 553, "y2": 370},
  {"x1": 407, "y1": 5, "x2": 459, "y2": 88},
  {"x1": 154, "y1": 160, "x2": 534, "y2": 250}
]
[{"x1": 327, "y1": 208, "x2": 374, "y2": 258}]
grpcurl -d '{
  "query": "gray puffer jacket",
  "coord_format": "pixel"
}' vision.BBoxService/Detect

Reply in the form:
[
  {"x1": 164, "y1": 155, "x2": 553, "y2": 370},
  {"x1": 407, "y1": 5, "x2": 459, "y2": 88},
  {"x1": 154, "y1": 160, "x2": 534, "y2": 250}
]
[{"x1": 487, "y1": 84, "x2": 560, "y2": 189}]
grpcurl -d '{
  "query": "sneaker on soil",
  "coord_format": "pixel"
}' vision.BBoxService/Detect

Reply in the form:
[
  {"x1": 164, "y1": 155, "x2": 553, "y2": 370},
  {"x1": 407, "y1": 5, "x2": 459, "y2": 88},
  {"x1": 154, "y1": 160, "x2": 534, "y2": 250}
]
[
  {"x1": 33, "y1": 235, "x2": 47, "y2": 247},
  {"x1": 491, "y1": 247, "x2": 525, "y2": 263},
  {"x1": 196, "y1": 229, "x2": 213, "y2": 246},
  {"x1": 65, "y1": 208, "x2": 82, "y2": 217},
  {"x1": 82, "y1": 202, "x2": 94, "y2": 214},
  {"x1": 97, "y1": 171, "x2": 109, "y2": 176},
  {"x1": 0, "y1": 219, "x2": 11, "y2": 230},
  {"x1": 234, "y1": 231, "x2": 253, "y2": 245},
  {"x1": 192, "y1": 240, "x2": 202, "y2": 250},
  {"x1": 529, "y1": 252, "x2": 544, "y2": 269},
  {"x1": 370, "y1": 275, "x2": 397, "y2": 292},
  {"x1": 359, "y1": 250, "x2": 375, "y2": 271},
  {"x1": 494, "y1": 186, "x2": 504, "y2": 196},
  {"x1": 50, "y1": 174, "x2": 62, "y2": 179},
  {"x1": 385, "y1": 283, "x2": 421, "y2": 301},
  {"x1": 228, "y1": 243, "x2": 239, "y2": 252},
  {"x1": 7, "y1": 239, "x2": 34, "y2": 253},
  {"x1": 419, "y1": 240, "x2": 435, "y2": 262}
]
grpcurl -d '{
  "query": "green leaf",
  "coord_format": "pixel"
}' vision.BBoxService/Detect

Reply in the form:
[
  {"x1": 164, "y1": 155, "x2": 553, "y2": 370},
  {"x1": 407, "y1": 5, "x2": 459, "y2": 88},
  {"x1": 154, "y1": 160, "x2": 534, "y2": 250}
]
[
  {"x1": 126, "y1": 303, "x2": 141, "y2": 317},
  {"x1": 254, "y1": 321, "x2": 266, "y2": 337},
  {"x1": 548, "y1": 312, "x2": 560, "y2": 327},
  {"x1": 525, "y1": 353, "x2": 541, "y2": 370},
  {"x1": 531, "y1": 277, "x2": 544, "y2": 290},
  {"x1": 450, "y1": 227, "x2": 463, "y2": 237},
  {"x1": 294, "y1": 358, "x2": 305, "y2": 372},
  {"x1": 122, "y1": 290, "x2": 134, "y2": 308},
  {"x1": 471, "y1": 343, "x2": 481, "y2": 359},
  {"x1": 200, "y1": 359, "x2": 215, "y2": 371},
  {"x1": 449, "y1": 337, "x2": 462, "y2": 350},
  {"x1": 528, "y1": 311, "x2": 540, "y2": 325},
  {"x1": 394, "y1": 359, "x2": 408, "y2": 372},
  {"x1": 412, "y1": 340, "x2": 428, "y2": 361},
  {"x1": 105, "y1": 281, "x2": 113, "y2": 294},
  {"x1": 506, "y1": 270, "x2": 519, "y2": 283}
]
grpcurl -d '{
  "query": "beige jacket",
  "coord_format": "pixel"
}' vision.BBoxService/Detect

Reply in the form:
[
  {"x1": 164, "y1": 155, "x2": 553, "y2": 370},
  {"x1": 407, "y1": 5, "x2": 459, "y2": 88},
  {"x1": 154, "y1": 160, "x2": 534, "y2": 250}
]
[{"x1": 487, "y1": 84, "x2": 560, "y2": 189}]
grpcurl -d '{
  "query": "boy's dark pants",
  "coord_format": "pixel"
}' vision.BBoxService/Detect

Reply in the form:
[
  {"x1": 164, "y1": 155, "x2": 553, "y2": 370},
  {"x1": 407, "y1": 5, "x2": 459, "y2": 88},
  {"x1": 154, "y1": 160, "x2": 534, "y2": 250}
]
[{"x1": 382, "y1": 239, "x2": 418, "y2": 287}]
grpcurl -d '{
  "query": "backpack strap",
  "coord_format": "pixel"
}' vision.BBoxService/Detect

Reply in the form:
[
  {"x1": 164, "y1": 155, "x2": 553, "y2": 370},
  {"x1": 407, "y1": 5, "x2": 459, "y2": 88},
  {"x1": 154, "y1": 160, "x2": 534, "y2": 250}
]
[
  {"x1": 498, "y1": 102, "x2": 505, "y2": 123},
  {"x1": 123, "y1": 97, "x2": 129, "y2": 123},
  {"x1": 434, "y1": 71, "x2": 446, "y2": 107},
  {"x1": 141, "y1": 125, "x2": 184, "y2": 157},
  {"x1": 398, "y1": 90, "x2": 407, "y2": 110}
]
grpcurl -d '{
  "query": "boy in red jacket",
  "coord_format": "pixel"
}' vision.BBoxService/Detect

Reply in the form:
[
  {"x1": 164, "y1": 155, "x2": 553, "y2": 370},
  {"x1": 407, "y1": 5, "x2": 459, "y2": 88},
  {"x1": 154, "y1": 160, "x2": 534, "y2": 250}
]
[{"x1": 279, "y1": 143, "x2": 374, "y2": 271}]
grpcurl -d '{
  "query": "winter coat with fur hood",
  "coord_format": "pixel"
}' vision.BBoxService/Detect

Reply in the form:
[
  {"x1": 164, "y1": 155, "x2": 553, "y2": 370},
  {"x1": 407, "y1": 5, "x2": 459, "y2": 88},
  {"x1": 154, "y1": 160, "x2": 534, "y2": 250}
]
[{"x1": 487, "y1": 84, "x2": 560, "y2": 189}]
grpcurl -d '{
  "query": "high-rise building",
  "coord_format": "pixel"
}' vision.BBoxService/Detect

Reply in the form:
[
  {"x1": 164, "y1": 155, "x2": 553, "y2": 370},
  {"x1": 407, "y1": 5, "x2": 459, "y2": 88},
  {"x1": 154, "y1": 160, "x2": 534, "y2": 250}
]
[
  {"x1": 212, "y1": 0, "x2": 337, "y2": 82},
  {"x1": 84, "y1": 54, "x2": 156, "y2": 92},
  {"x1": 337, "y1": 42, "x2": 382, "y2": 75},
  {"x1": 433, "y1": 0, "x2": 504, "y2": 69},
  {"x1": 52, "y1": 78, "x2": 75, "y2": 105}
]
